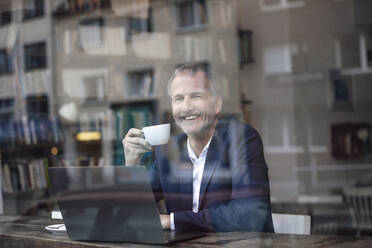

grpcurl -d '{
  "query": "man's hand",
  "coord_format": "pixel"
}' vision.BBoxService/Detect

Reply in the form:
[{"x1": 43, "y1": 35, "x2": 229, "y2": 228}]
[
  {"x1": 160, "y1": 214, "x2": 171, "y2": 230},
  {"x1": 122, "y1": 128, "x2": 152, "y2": 166}
]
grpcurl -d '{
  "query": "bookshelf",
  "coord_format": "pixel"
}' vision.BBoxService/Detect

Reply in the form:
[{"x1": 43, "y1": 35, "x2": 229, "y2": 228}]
[
  {"x1": 111, "y1": 100, "x2": 157, "y2": 166},
  {"x1": 0, "y1": 118, "x2": 63, "y2": 215}
]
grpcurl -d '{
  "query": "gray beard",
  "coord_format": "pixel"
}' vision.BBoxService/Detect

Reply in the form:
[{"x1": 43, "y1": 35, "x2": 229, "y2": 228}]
[{"x1": 176, "y1": 116, "x2": 216, "y2": 138}]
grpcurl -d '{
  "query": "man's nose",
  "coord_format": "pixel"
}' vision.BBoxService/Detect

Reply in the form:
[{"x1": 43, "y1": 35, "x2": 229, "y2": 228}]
[{"x1": 180, "y1": 96, "x2": 192, "y2": 111}]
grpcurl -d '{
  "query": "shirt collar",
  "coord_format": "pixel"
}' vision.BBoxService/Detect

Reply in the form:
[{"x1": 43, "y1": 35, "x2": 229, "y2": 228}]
[{"x1": 187, "y1": 136, "x2": 213, "y2": 163}]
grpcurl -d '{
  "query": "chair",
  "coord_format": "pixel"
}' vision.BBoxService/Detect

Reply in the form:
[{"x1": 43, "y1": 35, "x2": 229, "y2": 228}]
[
  {"x1": 272, "y1": 213, "x2": 311, "y2": 235},
  {"x1": 343, "y1": 187, "x2": 372, "y2": 236}
]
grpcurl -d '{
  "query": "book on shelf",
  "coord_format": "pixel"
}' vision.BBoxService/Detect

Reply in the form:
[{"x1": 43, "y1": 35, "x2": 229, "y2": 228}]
[
  {"x1": 29, "y1": 119, "x2": 37, "y2": 145},
  {"x1": 2, "y1": 164, "x2": 13, "y2": 194},
  {"x1": 1, "y1": 159, "x2": 48, "y2": 194},
  {"x1": 22, "y1": 117, "x2": 31, "y2": 145},
  {"x1": 9, "y1": 166, "x2": 21, "y2": 192},
  {"x1": 0, "y1": 119, "x2": 64, "y2": 147},
  {"x1": 17, "y1": 164, "x2": 27, "y2": 191}
]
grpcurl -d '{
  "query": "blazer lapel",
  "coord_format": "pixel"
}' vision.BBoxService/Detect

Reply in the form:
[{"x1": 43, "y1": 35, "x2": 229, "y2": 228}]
[
  {"x1": 177, "y1": 137, "x2": 193, "y2": 210},
  {"x1": 199, "y1": 135, "x2": 220, "y2": 208}
]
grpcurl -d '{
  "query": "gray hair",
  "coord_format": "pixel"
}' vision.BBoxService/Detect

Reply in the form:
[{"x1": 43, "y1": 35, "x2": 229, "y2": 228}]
[{"x1": 167, "y1": 62, "x2": 222, "y2": 99}]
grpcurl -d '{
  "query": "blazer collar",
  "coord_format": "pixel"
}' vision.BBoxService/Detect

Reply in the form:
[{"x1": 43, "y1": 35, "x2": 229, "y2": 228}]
[
  {"x1": 175, "y1": 121, "x2": 228, "y2": 207},
  {"x1": 199, "y1": 122, "x2": 228, "y2": 207}
]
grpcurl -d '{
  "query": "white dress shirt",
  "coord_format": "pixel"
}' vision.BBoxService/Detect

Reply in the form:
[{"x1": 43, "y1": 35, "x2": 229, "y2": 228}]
[{"x1": 170, "y1": 136, "x2": 212, "y2": 230}]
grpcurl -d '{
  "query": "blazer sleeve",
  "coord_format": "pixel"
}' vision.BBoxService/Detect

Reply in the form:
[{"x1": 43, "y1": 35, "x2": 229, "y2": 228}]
[
  {"x1": 174, "y1": 125, "x2": 274, "y2": 232},
  {"x1": 148, "y1": 148, "x2": 164, "y2": 202}
]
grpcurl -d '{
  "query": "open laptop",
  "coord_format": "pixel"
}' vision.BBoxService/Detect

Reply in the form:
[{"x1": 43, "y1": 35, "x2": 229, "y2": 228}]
[{"x1": 48, "y1": 166, "x2": 204, "y2": 244}]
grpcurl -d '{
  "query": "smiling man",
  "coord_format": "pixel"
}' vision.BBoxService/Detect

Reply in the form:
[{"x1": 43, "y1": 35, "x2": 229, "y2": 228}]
[{"x1": 123, "y1": 63, "x2": 274, "y2": 233}]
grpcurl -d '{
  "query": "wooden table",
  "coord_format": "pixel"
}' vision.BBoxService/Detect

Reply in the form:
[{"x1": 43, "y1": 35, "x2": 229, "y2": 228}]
[{"x1": 1, "y1": 215, "x2": 372, "y2": 248}]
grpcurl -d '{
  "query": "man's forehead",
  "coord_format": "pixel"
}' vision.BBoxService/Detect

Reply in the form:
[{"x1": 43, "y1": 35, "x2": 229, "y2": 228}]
[{"x1": 171, "y1": 71, "x2": 210, "y2": 91}]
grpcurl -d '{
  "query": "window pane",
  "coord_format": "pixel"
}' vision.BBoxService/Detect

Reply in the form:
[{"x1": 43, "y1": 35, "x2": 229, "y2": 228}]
[
  {"x1": 23, "y1": 0, "x2": 44, "y2": 20},
  {"x1": 196, "y1": 0, "x2": 207, "y2": 24},
  {"x1": 1, "y1": 0, "x2": 372, "y2": 240},
  {"x1": 79, "y1": 18, "x2": 103, "y2": 48},
  {"x1": 24, "y1": 42, "x2": 47, "y2": 70},
  {"x1": 0, "y1": 11, "x2": 12, "y2": 25},
  {"x1": 178, "y1": 1, "x2": 194, "y2": 27}
]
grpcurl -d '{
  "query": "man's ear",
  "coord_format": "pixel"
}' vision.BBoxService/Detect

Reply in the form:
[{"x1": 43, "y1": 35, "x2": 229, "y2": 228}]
[{"x1": 215, "y1": 96, "x2": 222, "y2": 115}]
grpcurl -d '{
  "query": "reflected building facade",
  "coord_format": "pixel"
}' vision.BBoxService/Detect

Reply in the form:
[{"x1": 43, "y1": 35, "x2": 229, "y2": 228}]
[
  {"x1": 0, "y1": 0, "x2": 372, "y2": 236},
  {"x1": 52, "y1": 0, "x2": 241, "y2": 167}
]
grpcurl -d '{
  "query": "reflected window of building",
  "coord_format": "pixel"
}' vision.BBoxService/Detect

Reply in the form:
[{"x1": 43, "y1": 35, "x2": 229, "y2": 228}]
[
  {"x1": 83, "y1": 75, "x2": 105, "y2": 102},
  {"x1": 0, "y1": 99, "x2": 15, "y2": 147},
  {"x1": 23, "y1": 0, "x2": 44, "y2": 21},
  {"x1": 26, "y1": 95, "x2": 49, "y2": 119},
  {"x1": 239, "y1": 30, "x2": 254, "y2": 65},
  {"x1": 127, "y1": 7, "x2": 153, "y2": 37},
  {"x1": 79, "y1": 17, "x2": 104, "y2": 48},
  {"x1": 176, "y1": 0, "x2": 208, "y2": 30},
  {"x1": 0, "y1": 10, "x2": 12, "y2": 26},
  {"x1": 0, "y1": 49, "x2": 14, "y2": 74},
  {"x1": 24, "y1": 41, "x2": 47, "y2": 71},
  {"x1": 0, "y1": 98, "x2": 15, "y2": 122},
  {"x1": 126, "y1": 70, "x2": 154, "y2": 98}
]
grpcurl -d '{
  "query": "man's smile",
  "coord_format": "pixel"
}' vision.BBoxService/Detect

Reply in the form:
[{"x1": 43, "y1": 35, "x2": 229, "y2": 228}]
[
  {"x1": 184, "y1": 115, "x2": 199, "y2": 120},
  {"x1": 178, "y1": 112, "x2": 202, "y2": 122}
]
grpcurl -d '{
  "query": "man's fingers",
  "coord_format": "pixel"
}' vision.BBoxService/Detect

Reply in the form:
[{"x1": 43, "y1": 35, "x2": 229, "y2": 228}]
[
  {"x1": 125, "y1": 142, "x2": 152, "y2": 152},
  {"x1": 125, "y1": 128, "x2": 144, "y2": 138},
  {"x1": 123, "y1": 136, "x2": 152, "y2": 150}
]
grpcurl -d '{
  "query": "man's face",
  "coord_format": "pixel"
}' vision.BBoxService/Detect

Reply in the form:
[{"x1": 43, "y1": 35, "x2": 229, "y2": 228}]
[{"x1": 170, "y1": 71, "x2": 222, "y2": 137}]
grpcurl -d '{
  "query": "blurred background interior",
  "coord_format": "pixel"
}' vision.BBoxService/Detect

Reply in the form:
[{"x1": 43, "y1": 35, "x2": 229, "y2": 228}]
[{"x1": 0, "y1": 0, "x2": 372, "y2": 236}]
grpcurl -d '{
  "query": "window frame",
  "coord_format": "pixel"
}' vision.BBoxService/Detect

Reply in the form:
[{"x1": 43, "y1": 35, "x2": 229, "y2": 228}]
[
  {"x1": 82, "y1": 74, "x2": 106, "y2": 103},
  {"x1": 175, "y1": 0, "x2": 208, "y2": 32},
  {"x1": 26, "y1": 95, "x2": 49, "y2": 120},
  {"x1": 79, "y1": 17, "x2": 104, "y2": 49},
  {"x1": 239, "y1": 30, "x2": 254, "y2": 66},
  {"x1": 126, "y1": 69, "x2": 154, "y2": 98},
  {"x1": 23, "y1": 0, "x2": 44, "y2": 21},
  {"x1": 0, "y1": 11, "x2": 12, "y2": 26},
  {"x1": 0, "y1": 48, "x2": 14, "y2": 75},
  {"x1": 127, "y1": 7, "x2": 153, "y2": 38},
  {"x1": 24, "y1": 41, "x2": 47, "y2": 71},
  {"x1": 0, "y1": 98, "x2": 15, "y2": 123}
]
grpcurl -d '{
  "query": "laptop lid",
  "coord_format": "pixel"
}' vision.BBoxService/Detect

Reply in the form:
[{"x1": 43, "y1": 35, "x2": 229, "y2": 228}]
[{"x1": 48, "y1": 166, "x2": 168, "y2": 244}]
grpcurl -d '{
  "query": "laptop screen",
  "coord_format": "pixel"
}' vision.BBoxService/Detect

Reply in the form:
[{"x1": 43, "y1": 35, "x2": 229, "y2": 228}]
[{"x1": 49, "y1": 166, "x2": 167, "y2": 243}]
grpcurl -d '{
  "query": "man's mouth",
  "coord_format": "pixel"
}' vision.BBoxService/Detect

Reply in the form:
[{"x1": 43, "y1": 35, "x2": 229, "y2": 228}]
[
  {"x1": 185, "y1": 115, "x2": 198, "y2": 120},
  {"x1": 178, "y1": 113, "x2": 201, "y2": 122}
]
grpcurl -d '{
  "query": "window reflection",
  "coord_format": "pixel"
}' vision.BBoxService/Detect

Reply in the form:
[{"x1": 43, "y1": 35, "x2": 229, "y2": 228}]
[{"x1": 0, "y1": 0, "x2": 371, "y2": 238}]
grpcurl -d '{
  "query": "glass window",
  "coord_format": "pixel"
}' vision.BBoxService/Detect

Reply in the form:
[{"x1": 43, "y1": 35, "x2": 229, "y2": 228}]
[
  {"x1": 176, "y1": 0, "x2": 208, "y2": 30},
  {"x1": 1, "y1": 0, "x2": 372, "y2": 241},
  {"x1": 0, "y1": 11, "x2": 12, "y2": 26},
  {"x1": 127, "y1": 8, "x2": 152, "y2": 37},
  {"x1": 83, "y1": 75, "x2": 105, "y2": 102},
  {"x1": 79, "y1": 17, "x2": 104, "y2": 48},
  {"x1": 239, "y1": 30, "x2": 254, "y2": 65},
  {"x1": 26, "y1": 95, "x2": 49, "y2": 119},
  {"x1": 24, "y1": 41, "x2": 47, "y2": 71},
  {"x1": 0, "y1": 49, "x2": 13, "y2": 74},
  {"x1": 126, "y1": 70, "x2": 154, "y2": 98},
  {"x1": 23, "y1": 0, "x2": 44, "y2": 21},
  {"x1": 0, "y1": 98, "x2": 15, "y2": 122}
]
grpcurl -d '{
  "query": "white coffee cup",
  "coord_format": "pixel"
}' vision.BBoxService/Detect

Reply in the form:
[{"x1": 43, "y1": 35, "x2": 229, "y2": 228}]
[{"x1": 142, "y1": 123, "x2": 170, "y2": 146}]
